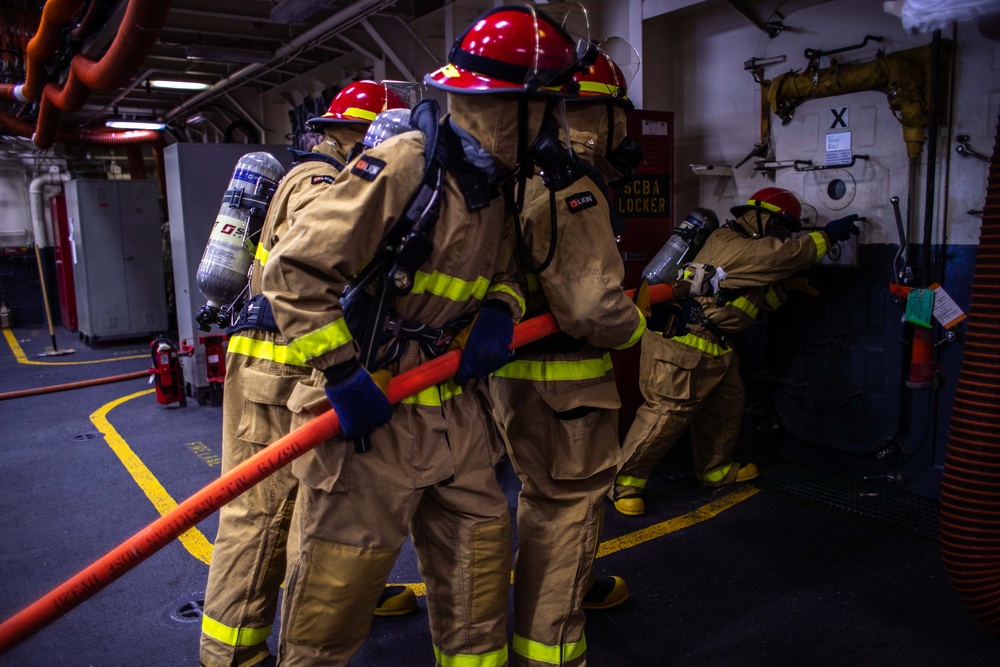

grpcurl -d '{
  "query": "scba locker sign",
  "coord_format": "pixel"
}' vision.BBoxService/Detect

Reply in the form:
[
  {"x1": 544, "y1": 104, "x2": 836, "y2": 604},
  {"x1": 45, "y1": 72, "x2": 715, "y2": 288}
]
[{"x1": 614, "y1": 174, "x2": 671, "y2": 217}]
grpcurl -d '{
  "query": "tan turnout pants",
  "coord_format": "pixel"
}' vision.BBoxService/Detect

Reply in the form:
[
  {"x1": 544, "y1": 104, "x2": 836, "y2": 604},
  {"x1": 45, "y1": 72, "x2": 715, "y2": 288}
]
[
  {"x1": 618, "y1": 332, "x2": 744, "y2": 486},
  {"x1": 492, "y1": 376, "x2": 621, "y2": 667}
]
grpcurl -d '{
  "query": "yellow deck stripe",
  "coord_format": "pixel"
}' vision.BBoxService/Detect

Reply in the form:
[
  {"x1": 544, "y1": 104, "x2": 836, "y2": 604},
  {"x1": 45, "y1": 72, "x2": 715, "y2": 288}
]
[
  {"x1": 3, "y1": 328, "x2": 146, "y2": 365},
  {"x1": 91, "y1": 389, "x2": 214, "y2": 564},
  {"x1": 85, "y1": 388, "x2": 757, "y2": 587},
  {"x1": 596, "y1": 485, "x2": 759, "y2": 557}
]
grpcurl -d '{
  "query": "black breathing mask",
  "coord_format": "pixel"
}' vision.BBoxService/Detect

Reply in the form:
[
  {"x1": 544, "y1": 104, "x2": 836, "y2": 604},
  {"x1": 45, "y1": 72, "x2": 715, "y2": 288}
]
[
  {"x1": 606, "y1": 135, "x2": 644, "y2": 188},
  {"x1": 529, "y1": 111, "x2": 580, "y2": 192}
]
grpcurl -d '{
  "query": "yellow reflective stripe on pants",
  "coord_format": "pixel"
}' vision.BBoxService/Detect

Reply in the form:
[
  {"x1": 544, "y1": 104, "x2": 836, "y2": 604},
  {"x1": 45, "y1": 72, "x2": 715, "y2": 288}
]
[
  {"x1": 810, "y1": 231, "x2": 828, "y2": 261},
  {"x1": 412, "y1": 270, "x2": 491, "y2": 302},
  {"x1": 492, "y1": 353, "x2": 613, "y2": 382},
  {"x1": 615, "y1": 308, "x2": 647, "y2": 350},
  {"x1": 433, "y1": 643, "x2": 509, "y2": 667},
  {"x1": 726, "y1": 295, "x2": 759, "y2": 320},
  {"x1": 513, "y1": 632, "x2": 587, "y2": 665},
  {"x1": 201, "y1": 614, "x2": 272, "y2": 647},
  {"x1": 615, "y1": 475, "x2": 647, "y2": 489},
  {"x1": 287, "y1": 318, "x2": 353, "y2": 364},
  {"x1": 671, "y1": 333, "x2": 730, "y2": 357},
  {"x1": 401, "y1": 379, "x2": 463, "y2": 406},
  {"x1": 697, "y1": 463, "x2": 733, "y2": 483},
  {"x1": 227, "y1": 334, "x2": 310, "y2": 367}
]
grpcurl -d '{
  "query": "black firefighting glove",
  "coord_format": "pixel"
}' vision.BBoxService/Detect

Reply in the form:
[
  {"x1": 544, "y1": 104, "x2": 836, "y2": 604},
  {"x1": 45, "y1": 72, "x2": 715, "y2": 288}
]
[
  {"x1": 323, "y1": 359, "x2": 393, "y2": 439},
  {"x1": 824, "y1": 214, "x2": 862, "y2": 242}
]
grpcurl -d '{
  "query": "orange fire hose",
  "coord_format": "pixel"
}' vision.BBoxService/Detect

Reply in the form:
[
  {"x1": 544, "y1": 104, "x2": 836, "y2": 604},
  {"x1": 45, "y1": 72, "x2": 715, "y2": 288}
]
[
  {"x1": 0, "y1": 370, "x2": 149, "y2": 401},
  {"x1": 0, "y1": 282, "x2": 676, "y2": 653}
]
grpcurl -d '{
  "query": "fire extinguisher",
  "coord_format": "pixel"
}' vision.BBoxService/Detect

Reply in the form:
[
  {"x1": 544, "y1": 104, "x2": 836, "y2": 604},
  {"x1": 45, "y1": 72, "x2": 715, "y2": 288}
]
[
  {"x1": 201, "y1": 334, "x2": 227, "y2": 407},
  {"x1": 149, "y1": 335, "x2": 186, "y2": 407}
]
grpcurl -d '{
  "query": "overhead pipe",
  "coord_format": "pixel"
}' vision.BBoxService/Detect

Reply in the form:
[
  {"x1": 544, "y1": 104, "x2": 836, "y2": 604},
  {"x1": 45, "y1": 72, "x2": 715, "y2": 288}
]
[
  {"x1": 28, "y1": 171, "x2": 71, "y2": 249},
  {"x1": 940, "y1": 107, "x2": 1000, "y2": 632},
  {"x1": 163, "y1": 0, "x2": 398, "y2": 123},
  {"x1": 0, "y1": 282, "x2": 680, "y2": 653},
  {"x1": 32, "y1": 0, "x2": 173, "y2": 149},
  {"x1": 765, "y1": 43, "x2": 937, "y2": 158}
]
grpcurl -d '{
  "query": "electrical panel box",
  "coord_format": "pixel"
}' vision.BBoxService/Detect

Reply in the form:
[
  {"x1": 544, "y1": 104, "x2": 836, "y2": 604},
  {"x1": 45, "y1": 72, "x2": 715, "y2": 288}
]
[{"x1": 66, "y1": 179, "x2": 168, "y2": 343}]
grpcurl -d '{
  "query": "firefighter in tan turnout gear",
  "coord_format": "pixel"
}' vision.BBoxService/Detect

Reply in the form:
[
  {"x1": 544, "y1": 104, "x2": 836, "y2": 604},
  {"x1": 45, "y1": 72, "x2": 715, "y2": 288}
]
[
  {"x1": 612, "y1": 188, "x2": 862, "y2": 516},
  {"x1": 260, "y1": 6, "x2": 594, "y2": 665},
  {"x1": 198, "y1": 81, "x2": 413, "y2": 667},
  {"x1": 490, "y1": 43, "x2": 652, "y2": 667}
]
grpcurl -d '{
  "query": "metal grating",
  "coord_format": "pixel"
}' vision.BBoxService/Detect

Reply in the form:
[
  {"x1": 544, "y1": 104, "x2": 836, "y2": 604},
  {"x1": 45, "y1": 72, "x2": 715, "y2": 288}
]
[{"x1": 758, "y1": 465, "x2": 941, "y2": 540}]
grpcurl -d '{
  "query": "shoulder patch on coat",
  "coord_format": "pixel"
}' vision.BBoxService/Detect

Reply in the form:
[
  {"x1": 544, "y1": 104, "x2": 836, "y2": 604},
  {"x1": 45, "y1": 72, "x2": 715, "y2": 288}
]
[
  {"x1": 311, "y1": 174, "x2": 335, "y2": 185},
  {"x1": 351, "y1": 156, "x2": 387, "y2": 182},
  {"x1": 565, "y1": 191, "x2": 598, "y2": 213}
]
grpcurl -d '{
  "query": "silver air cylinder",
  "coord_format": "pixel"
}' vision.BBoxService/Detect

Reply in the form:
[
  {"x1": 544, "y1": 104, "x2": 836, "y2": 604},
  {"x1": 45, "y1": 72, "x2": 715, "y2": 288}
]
[
  {"x1": 642, "y1": 208, "x2": 719, "y2": 285},
  {"x1": 195, "y1": 152, "x2": 285, "y2": 330}
]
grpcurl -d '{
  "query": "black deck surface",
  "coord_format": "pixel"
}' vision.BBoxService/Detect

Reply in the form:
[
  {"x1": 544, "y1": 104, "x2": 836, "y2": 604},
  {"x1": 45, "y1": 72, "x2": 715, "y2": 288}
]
[{"x1": 1, "y1": 326, "x2": 998, "y2": 666}]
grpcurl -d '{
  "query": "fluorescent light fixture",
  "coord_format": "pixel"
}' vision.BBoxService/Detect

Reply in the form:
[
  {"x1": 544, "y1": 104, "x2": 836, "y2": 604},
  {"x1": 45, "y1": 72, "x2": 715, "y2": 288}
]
[
  {"x1": 149, "y1": 79, "x2": 211, "y2": 91},
  {"x1": 105, "y1": 119, "x2": 167, "y2": 130},
  {"x1": 185, "y1": 45, "x2": 272, "y2": 64},
  {"x1": 185, "y1": 113, "x2": 208, "y2": 125}
]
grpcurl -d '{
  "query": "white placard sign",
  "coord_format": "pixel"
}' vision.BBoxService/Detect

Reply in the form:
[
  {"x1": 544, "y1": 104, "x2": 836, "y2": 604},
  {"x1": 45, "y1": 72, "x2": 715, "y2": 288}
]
[{"x1": 825, "y1": 131, "x2": 852, "y2": 166}]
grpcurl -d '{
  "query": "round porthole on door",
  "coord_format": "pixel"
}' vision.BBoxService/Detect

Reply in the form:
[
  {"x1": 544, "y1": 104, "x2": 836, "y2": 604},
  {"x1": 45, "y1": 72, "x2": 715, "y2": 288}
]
[{"x1": 814, "y1": 169, "x2": 856, "y2": 211}]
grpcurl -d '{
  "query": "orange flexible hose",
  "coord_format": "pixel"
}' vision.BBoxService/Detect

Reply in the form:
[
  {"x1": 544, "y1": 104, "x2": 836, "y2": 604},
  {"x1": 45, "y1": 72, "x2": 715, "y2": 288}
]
[
  {"x1": 0, "y1": 282, "x2": 676, "y2": 653},
  {"x1": 0, "y1": 370, "x2": 150, "y2": 402}
]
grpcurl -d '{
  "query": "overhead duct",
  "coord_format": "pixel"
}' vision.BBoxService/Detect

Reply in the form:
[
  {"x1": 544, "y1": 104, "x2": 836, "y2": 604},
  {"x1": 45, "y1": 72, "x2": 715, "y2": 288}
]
[
  {"x1": 764, "y1": 43, "x2": 941, "y2": 158},
  {"x1": 940, "y1": 107, "x2": 1000, "y2": 632},
  {"x1": 31, "y1": 0, "x2": 172, "y2": 149}
]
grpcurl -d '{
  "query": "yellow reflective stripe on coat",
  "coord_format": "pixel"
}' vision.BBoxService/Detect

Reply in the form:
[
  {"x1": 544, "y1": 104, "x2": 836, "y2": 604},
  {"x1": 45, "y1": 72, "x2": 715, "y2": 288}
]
[
  {"x1": 672, "y1": 333, "x2": 730, "y2": 357},
  {"x1": 513, "y1": 632, "x2": 587, "y2": 665},
  {"x1": 227, "y1": 335, "x2": 310, "y2": 367},
  {"x1": 810, "y1": 231, "x2": 828, "y2": 261},
  {"x1": 486, "y1": 283, "x2": 526, "y2": 317},
  {"x1": 765, "y1": 286, "x2": 782, "y2": 310},
  {"x1": 726, "y1": 296, "x2": 759, "y2": 320},
  {"x1": 615, "y1": 475, "x2": 647, "y2": 489},
  {"x1": 614, "y1": 309, "x2": 647, "y2": 350},
  {"x1": 401, "y1": 380, "x2": 462, "y2": 406},
  {"x1": 255, "y1": 243, "x2": 269, "y2": 266},
  {"x1": 287, "y1": 318, "x2": 354, "y2": 363},
  {"x1": 411, "y1": 270, "x2": 491, "y2": 302},
  {"x1": 201, "y1": 614, "x2": 271, "y2": 647},
  {"x1": 493, "y1": 353, "x2": 613, "y2": 382},
  {"x1": 433, "y1": 643, "x2": 509, "y2": 667}
]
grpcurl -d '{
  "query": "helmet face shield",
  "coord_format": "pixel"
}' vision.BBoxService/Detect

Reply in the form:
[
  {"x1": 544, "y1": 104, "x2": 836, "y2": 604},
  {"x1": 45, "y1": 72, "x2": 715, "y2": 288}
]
[
  {"x1": 524, "y1": 2, "x2": 592, "y2": 91},
  {"x1": 362, "y1": 109, "x2": 413, "y2": 149},
  {"x1": 596, "y1": 37, "x2": 640, "y2": 95}
]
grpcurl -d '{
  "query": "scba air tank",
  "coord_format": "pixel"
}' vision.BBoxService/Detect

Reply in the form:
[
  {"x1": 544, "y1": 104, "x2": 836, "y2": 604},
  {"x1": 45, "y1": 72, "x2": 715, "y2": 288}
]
[
  {"x1": 642, "y1": 208, "x2": 720, "y2": 285},
  {"x1": 196, "y1": 152, "x2": 285, "y2": 330}
]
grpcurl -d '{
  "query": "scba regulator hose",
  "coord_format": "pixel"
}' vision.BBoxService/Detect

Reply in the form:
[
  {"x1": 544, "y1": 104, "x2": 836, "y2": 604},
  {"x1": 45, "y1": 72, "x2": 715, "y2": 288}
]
[{"x1": 941, "y1": 107, "x2": 1000, "y2": 631}]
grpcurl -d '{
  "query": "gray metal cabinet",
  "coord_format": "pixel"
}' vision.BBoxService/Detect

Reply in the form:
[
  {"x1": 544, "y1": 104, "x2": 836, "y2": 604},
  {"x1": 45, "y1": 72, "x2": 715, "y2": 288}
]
[{"x1": 66, "y1": 179, "x2": 167, "y2": 342}]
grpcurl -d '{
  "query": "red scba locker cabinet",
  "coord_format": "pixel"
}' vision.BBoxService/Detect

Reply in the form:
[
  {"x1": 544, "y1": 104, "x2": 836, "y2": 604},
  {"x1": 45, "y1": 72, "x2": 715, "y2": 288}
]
[{"x1": 611, "y1": 110, "x2": 674, "y2": 437}]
